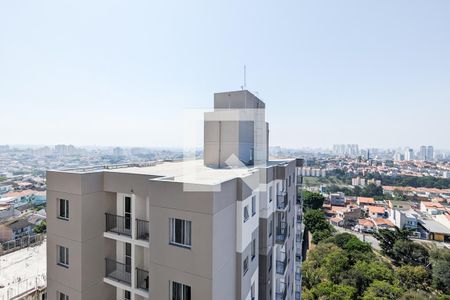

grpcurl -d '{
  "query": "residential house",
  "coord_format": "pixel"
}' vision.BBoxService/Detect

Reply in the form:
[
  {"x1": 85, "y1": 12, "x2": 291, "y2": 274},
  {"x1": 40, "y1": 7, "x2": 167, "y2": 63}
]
[
  {"x1": 355, "y1": 219, "x2": 375, "y2": 233},
  {"x1": 357, "y1": 197, "x2": 375, "y2": 206},
  {"x1": 389, "y1": 209, "x2": 419, "y2": 231},
  {"x1": 366, "y1": 206, "x2": 386, "y2": 219},
  {"x1": 373, "y1": 218, "x2": 395, "y2": 231},
  {"x1": 0, "y1": 218, "x2": 33, "y2": 242},
  {"x1": 329, "y1": 192, "x2": 345, "y2": 206},
  {"x1": 420, "y1": 201, "x2": 446, "y2": 215},
  {"x1": 418, "y1": 219, "x2": 450, "y2": 242}
]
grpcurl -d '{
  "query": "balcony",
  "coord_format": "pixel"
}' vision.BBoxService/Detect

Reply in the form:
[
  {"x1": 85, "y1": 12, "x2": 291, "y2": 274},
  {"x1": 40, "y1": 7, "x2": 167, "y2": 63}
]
[
  {"x1": 276, "y1": 252, "x2": 287, "y2": 275},
  {"x1": 276, "y1": 192, "x2": 288, "y2": 210},
  {"x1": 296, "y1": 246, "x2": 302, "y2": 262},
  {"x1": 105, "y1": 258, "x2": 131, "y2": 285},
  {"x1": 136, "y1": 219, "x2": 149, "y2": 241},
  {"x1": 275, "y1": 222, "x2": 287, "y2": 244},
  {"x1": 275, "y1": 283, "x2": 287, "y2": 300},
  {"x1": 136, "y1": 267, "x2": 149, "y2": 291},
  {"x1": 105, "y1": 213, "x2": 132, "y2": 237}
]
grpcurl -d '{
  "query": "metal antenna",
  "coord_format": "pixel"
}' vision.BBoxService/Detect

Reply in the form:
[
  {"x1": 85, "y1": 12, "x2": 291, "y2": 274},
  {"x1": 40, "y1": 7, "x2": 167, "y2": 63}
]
[{"x1": 244, "y1": 65, "x2": 247, "y2": 90}]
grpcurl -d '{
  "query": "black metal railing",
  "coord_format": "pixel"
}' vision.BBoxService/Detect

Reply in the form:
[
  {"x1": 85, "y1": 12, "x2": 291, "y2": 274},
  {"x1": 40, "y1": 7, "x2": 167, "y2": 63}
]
[
  {"x1": 275, "y1": 284, "x2": 287, "y2": 300},
  {"x1": 276, "y1": 252, "x2": 287, "y2": 275},
  {"x1": 105, "y1": 213, "x2": 132, "y2": 237},
  {"x1": 105, "y1": 258, "x2": 131, "y2": 284},
  {"x1": 136, "y1": 219, "x2": 149, "y2": 241},
  {"x1": 277, "y1": 192, "x2": 288, "y2": 210},
  {"x1": 276, "y1": 222, "x2": 287, "y2": 244},
  {"x1": 136, "y1": 267, "x2": 149, "y2": 291}
]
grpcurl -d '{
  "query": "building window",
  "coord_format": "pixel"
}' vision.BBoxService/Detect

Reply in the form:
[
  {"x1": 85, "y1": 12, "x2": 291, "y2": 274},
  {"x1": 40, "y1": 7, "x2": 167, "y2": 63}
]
[
  {"x1": 243, "y1": 256, "x2": 249, "y2": 275},
  {"x1": 269, "y1": 219, "x2": 273, "y2": 237},
  {"x1": 170, "y1": 218, "x2": 192, "y2": 248},
  {"x1": 124, "y1": 290, "x2": 131, "y2": 300},
  {"x1": 251, "y1": 238, "x2": 256, "y2": 261},
  {"x1": 251, "y1": 196, "x2": 256, "y2": 216},
  {"x1": 268, "y1": 253, "x2": 272, "y2": 272},
  {"x1": 171, "y1": 281, "x2": 191, "y2": 300},
  {"x1": 243, "y1": 206, "x2": 249, "y2": 223},
  {"x1": 289, "y1": 175, "x2": 291, "y2": 187},
  {"x1": 251, "y1": 283, "x2": 256, "y2": 300},
  {"x1": 269, "y1": 186, "x2": 273, "y2": 202},
  {"x1": 58, "y1": 199, "x2": 69, "y2": 220},
  {"x1": 124, "y1": 196, "x2": 131, "y2": 230},
  {"x1": 57, "y1": 291, "x2": 69, "y2": 300},
  {"x1": 57, "y1": 245, "x2": 69, "y2": 268},
  {"x1": 125, "y1": 243, "x2": 132, "y2": 272}
]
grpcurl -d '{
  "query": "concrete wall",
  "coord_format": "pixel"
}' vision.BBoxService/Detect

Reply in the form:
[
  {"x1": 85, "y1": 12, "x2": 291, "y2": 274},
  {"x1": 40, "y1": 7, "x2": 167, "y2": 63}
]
[{"x1": 47, "y1": 171, "x2": 114, "y2": 300}]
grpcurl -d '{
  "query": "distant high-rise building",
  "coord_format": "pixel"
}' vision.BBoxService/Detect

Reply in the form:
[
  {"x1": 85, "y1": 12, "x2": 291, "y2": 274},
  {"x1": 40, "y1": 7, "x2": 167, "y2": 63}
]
[
  {"x1": 404, "y1": 148, "x2": 414, "y2": 161},
  {"x1": 393, "y1": 152, "x2": 403, "y2": 161},
  {"x1": 332, "y1": 144, "x2": 359, "y2": 158},
  {"x1": 426, "y1": 146, "x2": 434, "y2": 161},
  {"x1": 418, "y1": 146, "x2": 427, "y2": 161}
]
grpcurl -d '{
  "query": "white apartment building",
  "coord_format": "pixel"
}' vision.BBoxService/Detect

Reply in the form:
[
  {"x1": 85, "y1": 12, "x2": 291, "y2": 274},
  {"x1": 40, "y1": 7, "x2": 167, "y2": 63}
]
[{"x1": 46, "y1": 90, "x2": 304, "y2": 300}]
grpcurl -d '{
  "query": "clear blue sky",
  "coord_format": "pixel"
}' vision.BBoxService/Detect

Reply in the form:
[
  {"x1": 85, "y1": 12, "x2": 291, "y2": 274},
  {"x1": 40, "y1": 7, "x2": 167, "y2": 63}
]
[{"x1": 1, "y1": 0, "x2": 449, "y2": 149}]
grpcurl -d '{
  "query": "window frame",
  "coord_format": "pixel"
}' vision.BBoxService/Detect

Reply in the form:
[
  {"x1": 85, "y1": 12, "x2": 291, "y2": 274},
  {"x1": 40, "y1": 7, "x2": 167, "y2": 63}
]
[
  {"x1": 251, "y1": 238, "x2": 256, "y2": 261},
  {"x1": 171, "y1": 281, "x2": 191, "y2": 300},
  {"x1": 251, "y1": 196, "x2": 256, "y2": 216},
  {"x1": 243, "y1": 256, "x2": 249, "y2": 276},
  {"x1": 58, "y1": 198, "x2": 69, "y2": 221},
  {"x1": 243, "y1": 206, "x2": 249, "y2": 223},
  {"x1": 169, "y1": 218, "x2": 192, "y2": 249},
  {"x1": 57, "y1": 245, "x2": 69, "y2": 268},
  {"x1": 57, "y1": 291, "x2": 69, "y2": 300},
  {"x1": 269, "y1": 186, "x2": 273, "y2": 203}
]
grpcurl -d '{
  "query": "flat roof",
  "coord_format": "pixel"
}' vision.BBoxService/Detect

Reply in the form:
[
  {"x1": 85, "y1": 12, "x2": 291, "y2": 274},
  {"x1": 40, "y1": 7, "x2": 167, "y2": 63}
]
[
  {"x1": 107, "y1": 159, "x2": 294, "y2": 185},
  {"x1": 55, "y1": 159, "x2": 296, "y2": 185}
]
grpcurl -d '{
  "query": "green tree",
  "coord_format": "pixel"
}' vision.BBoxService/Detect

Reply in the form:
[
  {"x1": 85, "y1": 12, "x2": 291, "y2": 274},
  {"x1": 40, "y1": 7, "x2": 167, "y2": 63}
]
[
  {"x1": 310, "y1": 282, "x2": 356, "y2": 300},
  {"x1": 312, "y1": 229, "x2": 334, "y2": 244},
  {"x1": 303, "y1": 191, "x2": 325, "y2": 210},
  {"x1": 400, "y1": 290, "x2": 434, "y2": 300},
  {"x1": 303, "y1": 209, "x2": 333, "y2": 233},
  {"x1": 33, "y1": 221, "x2": 47, "y2": 234},
  {"x1": 325, "y1": 233, "x2": 374, "y2": 263},
  {"x1": 345, "y1": 261, "x2": 395, "y2": 295},
  {"x1": 374, "y1": 227, "x2": 410, "y2": 258},
  {"x1": 396, "y1": 265, "x2": 430, "y2": 290},
  {"x1": 322, "y1": 247, "x2": 350, "y2": 283},
  {"x1": 362, "y1": 280, "x2": 403, "y2": 300},
  {"x1": 393, "y1": 240, "x2": 429, "y2": 266},
  {"x1": 429, "y1": 248, "x2": 450, "y2": 294}
]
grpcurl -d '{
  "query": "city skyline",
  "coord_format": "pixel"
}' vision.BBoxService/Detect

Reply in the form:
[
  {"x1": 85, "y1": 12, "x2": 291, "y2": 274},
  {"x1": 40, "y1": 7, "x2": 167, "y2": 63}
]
[{"x1": 1, "y1": 0, "x2": 450, "y2": 148}]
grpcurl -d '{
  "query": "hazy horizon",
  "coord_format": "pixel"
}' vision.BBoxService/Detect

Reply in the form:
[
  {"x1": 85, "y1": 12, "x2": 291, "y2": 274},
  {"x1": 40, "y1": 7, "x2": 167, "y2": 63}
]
[{"x1": 1, "y1": 0, "x2": 449, "y2": 149}]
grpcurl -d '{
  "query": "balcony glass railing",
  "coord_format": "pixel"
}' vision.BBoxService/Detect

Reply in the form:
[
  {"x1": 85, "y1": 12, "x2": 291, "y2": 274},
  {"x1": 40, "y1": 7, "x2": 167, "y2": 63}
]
[
  {"x1": 276, "y1": 193, "x2": 288, "y2": 210},
  {"x1": 105, "y1": 213, "x2": 132, "y2": 237},
  {"x1": 276, "y1": 252, "x2": 287, "y2": 275},
  {"x1": 105, "y1": 258, "x2": 131, "y2": 284},
  {"x1": 276, "y1": 222, "x2": 287, "y2": 244},
  {"x1": 136, "y1": 219, "x2": 149, "y2": 241},
  {"x1": 136, "y1": 267, "x2": 149, "y2": 291},
  {"x1": 275, "y1": 283, "x2": 287, "y2": 300}
]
